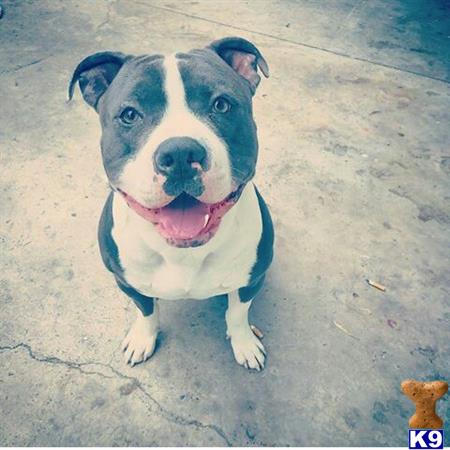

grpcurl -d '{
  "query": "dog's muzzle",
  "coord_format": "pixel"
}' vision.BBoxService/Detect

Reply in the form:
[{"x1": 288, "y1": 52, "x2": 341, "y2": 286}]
[{"x1": 153, "y1": 137, "x2": 210, "y2": 197}]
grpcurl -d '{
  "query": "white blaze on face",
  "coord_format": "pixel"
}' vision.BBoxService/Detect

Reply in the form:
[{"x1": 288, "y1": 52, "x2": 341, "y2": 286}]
[{"x1": 118, "y1": 54, "x2": 233, "y2": 207}]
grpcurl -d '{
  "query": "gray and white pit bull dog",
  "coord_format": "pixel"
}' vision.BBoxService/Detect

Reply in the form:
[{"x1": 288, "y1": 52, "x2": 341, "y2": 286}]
[{"x1": 69, "y1": 37, "x2": 274, "y2": 370}]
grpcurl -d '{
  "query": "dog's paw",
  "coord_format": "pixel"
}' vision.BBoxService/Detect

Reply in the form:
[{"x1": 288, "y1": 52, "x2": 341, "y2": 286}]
[
  {"x1": 229, "y1": 328, "x2": 266, "y2": 371},
  {"x1": 121, "y1": 316, "x2": 158, "y2": 367}
]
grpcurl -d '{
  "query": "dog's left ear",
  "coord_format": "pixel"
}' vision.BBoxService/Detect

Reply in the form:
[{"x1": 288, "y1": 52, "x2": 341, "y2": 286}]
[{"x1": 208, "y1": 37, "x2": 269, "y2": 94}]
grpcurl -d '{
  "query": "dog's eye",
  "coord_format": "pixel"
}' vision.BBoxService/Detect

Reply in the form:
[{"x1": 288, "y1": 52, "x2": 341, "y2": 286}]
[
  {"x1": 212, "y1": 97, "x2": 231, "y2": 114},
  {"x1": 120, "y1": 107, "x2": 140, "y2": 125}
]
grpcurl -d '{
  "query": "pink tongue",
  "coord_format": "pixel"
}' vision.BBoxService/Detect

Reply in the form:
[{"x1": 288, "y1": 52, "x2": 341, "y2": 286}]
[{"x1": 158, "y1": 195, "x2": 210, "y2": 240}]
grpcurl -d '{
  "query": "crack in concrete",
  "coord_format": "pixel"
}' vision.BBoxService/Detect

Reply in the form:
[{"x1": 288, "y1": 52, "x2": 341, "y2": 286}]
[
  {"x1": 0, "y1": 56, "x2": 52, "y2": 76},
  {"x1": 0, "y1": 342, "x2": 231, "y2": 446},
  {"x1": 96, "y1": 0, "x2": 116, "y2": 31},
  {"x1": 334, "y1": 0, "x2": 368, "y2": 38},
  {"x1": 138, "y1": 1, "x2": 450, "y2": 85}
]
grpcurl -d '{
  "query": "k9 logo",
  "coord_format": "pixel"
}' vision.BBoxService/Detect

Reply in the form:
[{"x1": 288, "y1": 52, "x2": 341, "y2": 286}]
[{"x1": 409, "y1": 430, "x2": 444, "y2": 449}]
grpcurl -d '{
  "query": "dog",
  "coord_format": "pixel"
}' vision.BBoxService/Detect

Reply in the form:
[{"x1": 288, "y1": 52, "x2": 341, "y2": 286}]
[{"x1": 69, "y1": 37, "x2": 274, "y2": 370}]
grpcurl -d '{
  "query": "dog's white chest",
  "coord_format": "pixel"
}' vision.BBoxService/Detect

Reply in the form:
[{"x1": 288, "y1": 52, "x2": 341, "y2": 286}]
[{"x1": 111, "y1": 184, "x2": 262, "y2": 300}]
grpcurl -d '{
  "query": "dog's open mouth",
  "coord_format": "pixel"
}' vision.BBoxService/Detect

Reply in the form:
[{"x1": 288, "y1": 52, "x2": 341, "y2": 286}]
[{"x1": 118, "y1": 185, "x2": 244, "y2": 247}]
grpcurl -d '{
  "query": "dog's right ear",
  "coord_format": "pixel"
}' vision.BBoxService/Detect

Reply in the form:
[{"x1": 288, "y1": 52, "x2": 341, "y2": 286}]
[{"x1": 68, "y1": 52, "x2": 132, "y2": 110}]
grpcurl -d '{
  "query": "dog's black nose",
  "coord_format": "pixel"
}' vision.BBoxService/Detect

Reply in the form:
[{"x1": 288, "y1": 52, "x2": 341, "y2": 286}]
[{"x1": 154, "y1": 137, "x2": 208, "y2": 179}]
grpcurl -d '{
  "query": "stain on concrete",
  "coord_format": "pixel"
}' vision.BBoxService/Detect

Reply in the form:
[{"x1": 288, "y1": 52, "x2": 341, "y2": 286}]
[
  {"x1": 335, "y1": 75, "x2": 370, "y2": 84},
  {"x1": 245, "y1": 424, "x2": 257, "y2": 440},
  {"x1": 119, "y1": 380, "x2": 139, "y2": 396},
  {"x1": 370, "y1": 167, "x2": 394, "y2": 179},
  {"x1": 440, "y1": 157, "x2": 450, "y2": 175},
  {"x1": 0, "y1": 279, "x2": 13, "y2": 304},
  {"x1": 343, "y1": 407, "x2": 362, "y2": 429},
  {"x1": 324, "y1": 143, "x2": 350, "y2": 156},
  {"x1": 418, "y1": 205, "x2": 450, "y2": 225},
  {"x1": 415, "y1": 346, "x2": 437, "y2": 363},
  {"x1": 91, "y1": 397, "x2": 106, "y2": 408},
  {"x1": 372, "y1": 401, "x2": 389, "y2": 424},
  {"x1": 0, "y1": 0, "x2": 449, "y2": 446}
]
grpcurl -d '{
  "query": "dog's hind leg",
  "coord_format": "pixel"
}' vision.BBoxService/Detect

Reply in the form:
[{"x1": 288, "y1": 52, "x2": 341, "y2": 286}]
[
  {"x1": 225, "y1": 280, "x2": 266, "y2": 371},
  {"x1": 116, "y1": 278, "x2": 159, "y2": 367}
]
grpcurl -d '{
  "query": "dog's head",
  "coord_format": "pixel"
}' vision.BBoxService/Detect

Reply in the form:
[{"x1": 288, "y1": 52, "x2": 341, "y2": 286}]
[{"x1": 69, "y1": 37, "x2": 269, "y2": 247}]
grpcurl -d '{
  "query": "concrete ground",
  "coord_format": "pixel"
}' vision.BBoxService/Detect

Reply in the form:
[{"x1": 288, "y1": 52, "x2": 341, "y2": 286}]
[{"x1": 1, "y1": 0, "x2": 449, "y2": 446}]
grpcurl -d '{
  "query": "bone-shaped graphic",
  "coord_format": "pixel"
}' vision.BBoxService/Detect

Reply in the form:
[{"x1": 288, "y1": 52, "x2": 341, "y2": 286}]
[{"x1": 401, "y1": 380, "x2": 448, "y2": 429}]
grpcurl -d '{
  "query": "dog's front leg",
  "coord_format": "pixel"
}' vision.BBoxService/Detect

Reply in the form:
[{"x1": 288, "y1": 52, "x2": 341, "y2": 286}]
[
  {"x1": 122, "y1": 305, "x2": 159, "y2": 366},
  {"x1": 225, "y1": 290, "x2": 266, "y2": 371},
  {"x1": 117, "y1": 279, "x2": 159, "y2": 366}
]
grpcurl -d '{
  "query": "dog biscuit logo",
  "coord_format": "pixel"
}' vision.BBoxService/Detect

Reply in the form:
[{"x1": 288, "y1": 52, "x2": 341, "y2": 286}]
[{"x1": 401, "y1": 380, "x2": 448, "y2": 449}]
